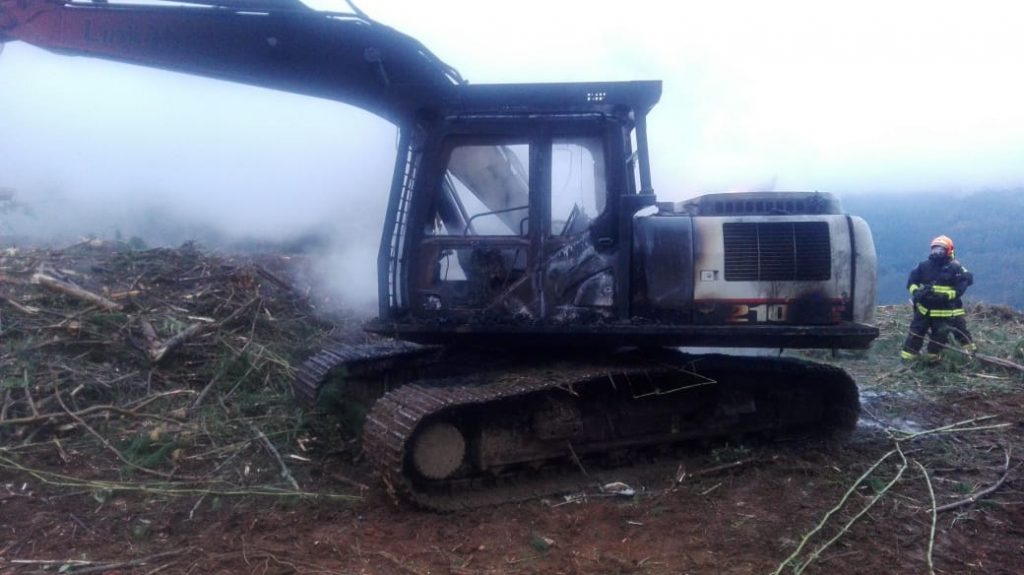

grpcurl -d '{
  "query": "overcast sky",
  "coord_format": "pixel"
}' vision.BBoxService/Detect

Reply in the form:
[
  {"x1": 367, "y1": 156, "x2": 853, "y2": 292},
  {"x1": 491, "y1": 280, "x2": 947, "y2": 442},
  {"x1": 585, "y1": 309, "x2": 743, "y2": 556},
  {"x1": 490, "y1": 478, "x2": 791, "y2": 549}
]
[
  {"x1": 2, "y1": 0, "x2": 1024, "y2": 304},
  {"x1": 353, "y1": 0, "x2": 1024, "y2": 196}
]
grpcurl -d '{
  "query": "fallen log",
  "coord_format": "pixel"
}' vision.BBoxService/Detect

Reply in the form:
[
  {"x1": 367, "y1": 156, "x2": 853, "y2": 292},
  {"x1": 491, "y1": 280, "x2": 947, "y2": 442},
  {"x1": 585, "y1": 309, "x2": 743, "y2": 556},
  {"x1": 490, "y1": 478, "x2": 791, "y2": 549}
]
[{"x1": 31, "y1": 273, "x2": 122, "y2": 312}]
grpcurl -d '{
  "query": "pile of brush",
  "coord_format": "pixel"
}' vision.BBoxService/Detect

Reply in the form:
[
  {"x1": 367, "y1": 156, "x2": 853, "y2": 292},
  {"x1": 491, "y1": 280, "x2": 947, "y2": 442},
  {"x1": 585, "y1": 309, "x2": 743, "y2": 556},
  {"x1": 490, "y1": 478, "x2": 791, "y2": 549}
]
[{"x1": 0, "y1": 240, "x2": 360, "y2": 497}]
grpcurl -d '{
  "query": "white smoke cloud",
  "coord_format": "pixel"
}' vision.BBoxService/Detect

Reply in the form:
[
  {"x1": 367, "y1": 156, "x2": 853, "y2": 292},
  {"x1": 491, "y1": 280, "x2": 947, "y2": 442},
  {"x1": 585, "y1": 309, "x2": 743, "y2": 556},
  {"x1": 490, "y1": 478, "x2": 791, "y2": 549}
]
[{"x1": 3, "y1": 0, "x2": 1024, "y2": 310}]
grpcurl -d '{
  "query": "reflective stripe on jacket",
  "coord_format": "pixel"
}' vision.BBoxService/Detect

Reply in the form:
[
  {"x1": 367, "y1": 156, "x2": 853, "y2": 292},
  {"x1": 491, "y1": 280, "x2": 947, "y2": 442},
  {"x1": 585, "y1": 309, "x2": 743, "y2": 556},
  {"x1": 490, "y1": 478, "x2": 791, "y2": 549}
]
[
  {"x1": 915, "y1": 303, "x2": 966, "y2": 317},
  {"x1": 906, "y1": 257, "x2": 973, "y2": 317}
]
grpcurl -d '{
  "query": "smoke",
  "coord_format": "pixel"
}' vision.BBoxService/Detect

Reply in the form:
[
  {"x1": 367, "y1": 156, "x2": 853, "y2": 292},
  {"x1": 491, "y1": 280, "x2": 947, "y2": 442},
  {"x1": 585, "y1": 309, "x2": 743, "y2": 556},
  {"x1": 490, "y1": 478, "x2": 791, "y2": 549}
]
[
  {"x1": 4, "y1": 0, "x2": 1024, "y2": 313},
  {"x1": 0, "y1": 43, "x2": 394, "y2": 313}
]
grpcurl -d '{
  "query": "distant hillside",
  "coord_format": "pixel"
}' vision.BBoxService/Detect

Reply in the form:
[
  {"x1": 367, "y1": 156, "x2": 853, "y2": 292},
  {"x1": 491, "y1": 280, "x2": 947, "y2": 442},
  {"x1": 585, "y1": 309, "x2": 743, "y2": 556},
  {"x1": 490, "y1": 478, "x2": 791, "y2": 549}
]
[{"x1": 843, "y1": 189, "x2": 1024, "y2": 310}]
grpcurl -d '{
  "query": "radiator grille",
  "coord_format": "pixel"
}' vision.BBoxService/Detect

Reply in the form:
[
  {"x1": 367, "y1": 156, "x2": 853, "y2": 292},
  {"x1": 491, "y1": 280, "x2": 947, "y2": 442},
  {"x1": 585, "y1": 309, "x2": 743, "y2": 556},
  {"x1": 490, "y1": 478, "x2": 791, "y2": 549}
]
[{"x1": 723, "y1": 222, "x2": 831, "y2": 281}]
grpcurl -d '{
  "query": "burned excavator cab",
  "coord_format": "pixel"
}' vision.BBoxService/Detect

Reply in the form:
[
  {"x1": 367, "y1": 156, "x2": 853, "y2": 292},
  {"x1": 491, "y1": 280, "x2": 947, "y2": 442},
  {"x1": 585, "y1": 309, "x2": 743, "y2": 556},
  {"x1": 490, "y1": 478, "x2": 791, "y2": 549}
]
[
  {"x1": 376, "y1": 82, "x2": 660, "y2": 333},
  {"x1": 406, "y1": 128, "x2": 620, "y2": 320}
]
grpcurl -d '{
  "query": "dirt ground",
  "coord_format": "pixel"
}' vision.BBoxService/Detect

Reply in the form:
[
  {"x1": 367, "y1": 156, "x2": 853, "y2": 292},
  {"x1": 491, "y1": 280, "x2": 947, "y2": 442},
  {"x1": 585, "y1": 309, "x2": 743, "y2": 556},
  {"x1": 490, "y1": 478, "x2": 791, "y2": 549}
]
[{"x1": 2, "y1": 244, "x2": 1023, "y2": 574}]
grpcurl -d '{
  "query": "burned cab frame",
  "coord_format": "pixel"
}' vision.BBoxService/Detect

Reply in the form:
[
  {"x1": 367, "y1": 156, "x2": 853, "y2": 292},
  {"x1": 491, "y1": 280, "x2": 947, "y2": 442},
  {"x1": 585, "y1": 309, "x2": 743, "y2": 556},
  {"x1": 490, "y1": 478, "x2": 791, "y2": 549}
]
[
  {"x1": 376, "y1": 82, "x2": 656, "y2": 321},
  {"x1": 404, "y1": 110, "x2": 632, "y2": 322}
]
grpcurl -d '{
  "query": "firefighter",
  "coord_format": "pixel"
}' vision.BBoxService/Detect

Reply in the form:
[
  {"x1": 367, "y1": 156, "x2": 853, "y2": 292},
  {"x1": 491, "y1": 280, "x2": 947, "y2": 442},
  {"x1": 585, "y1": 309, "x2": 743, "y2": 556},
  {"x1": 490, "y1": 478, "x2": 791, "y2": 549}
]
[{"x1": 901, "y1": 235, "x2": 976, "y2": 362}]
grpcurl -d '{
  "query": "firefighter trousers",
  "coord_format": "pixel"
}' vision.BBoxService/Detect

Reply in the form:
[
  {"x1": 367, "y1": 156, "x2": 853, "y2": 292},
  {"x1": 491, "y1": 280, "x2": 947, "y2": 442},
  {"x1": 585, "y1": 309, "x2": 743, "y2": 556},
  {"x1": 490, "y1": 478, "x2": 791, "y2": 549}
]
[{"x1": 901, "y1": 312, "x2": 973, "y2": 357}]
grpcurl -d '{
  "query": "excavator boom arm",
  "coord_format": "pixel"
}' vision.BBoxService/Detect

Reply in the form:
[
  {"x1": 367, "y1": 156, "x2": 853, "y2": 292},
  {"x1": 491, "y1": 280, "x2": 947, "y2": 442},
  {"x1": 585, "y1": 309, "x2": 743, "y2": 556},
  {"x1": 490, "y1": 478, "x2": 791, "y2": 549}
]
[{"x1": 0, "y1": 0, "x2": 461, "y2": 123}]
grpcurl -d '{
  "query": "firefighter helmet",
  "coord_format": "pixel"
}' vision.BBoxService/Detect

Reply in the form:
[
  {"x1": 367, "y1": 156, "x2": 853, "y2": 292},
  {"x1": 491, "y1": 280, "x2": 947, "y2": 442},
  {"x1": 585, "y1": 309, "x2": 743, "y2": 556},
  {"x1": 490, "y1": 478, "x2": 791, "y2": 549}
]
[{"x1": 930, "y1": 235, "x2": 954, "y2": 258}]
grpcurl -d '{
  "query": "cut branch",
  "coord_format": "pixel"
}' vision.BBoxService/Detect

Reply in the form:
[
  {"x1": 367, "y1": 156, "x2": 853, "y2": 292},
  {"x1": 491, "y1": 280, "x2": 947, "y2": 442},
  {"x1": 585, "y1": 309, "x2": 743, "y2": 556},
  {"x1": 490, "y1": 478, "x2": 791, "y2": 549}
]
[
  {"x1": 0, "y1": 403, "x2": 184, "y2": 429},
  {"x1": 893, "y1": 414, "x2": 1005, "y2": 442},
  {"x1": 793, "y1": 444, "x2": 909, "y2": 575},
  {"x1": 0, "y1": 455, "x2": 361, "y2": 501},
  {"x1": 146, "y1": 297, "x2": 260, "y2": 363},
  {"x1": 249, "y1": 421, "x2": 301, "y2": 491},
  {"x1": 0, "y1": 294, "x2": 40, "y2": 315},
  {"x1": 138, "y1": 318, "x2": 161, "y2": 349},
  {"x1": 927, "y1": 337, "x2": 1024, "y2": 373},
  {"x1": 148, "y1": 323, "x2": 206, "y2": 363},
  {"x1": 12, "y1": 549, "x2": 190, "y2": 575},
  {"x1": 254, "y1": 264, "x2": 300, "y2": 296},
  {"x1": 31, "y1": 273, "x2": 122, "y2": 312},
  {"x1": 770, "y1": 448, "x2": 903, "y2": 575},
  {"x1": 53, "y1": 387, "x2": 193, "y2": 480},
  {"x1": 936, "y1": 447, "x2": 1015, "y2": 513},
  {"x1": 23, "y1": 373, "x2": 38, "y2": 417},
  {"x1": 915, "y1": 460, "x2": 938, "y2": 575},
  {"x1": 974, "y1": 353, "x2": 1024, "y2": 374},
  {"x1": 0, "y1": 388, "x2": 11, "y2": 422}
]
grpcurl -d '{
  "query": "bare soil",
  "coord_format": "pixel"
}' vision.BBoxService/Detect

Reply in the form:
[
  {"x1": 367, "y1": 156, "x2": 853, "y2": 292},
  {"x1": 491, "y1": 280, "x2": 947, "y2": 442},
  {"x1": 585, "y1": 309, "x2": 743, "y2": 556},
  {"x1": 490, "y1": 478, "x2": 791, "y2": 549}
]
[{"x1": 1, "y1": 243, "x2": 1023, "y2": 574}]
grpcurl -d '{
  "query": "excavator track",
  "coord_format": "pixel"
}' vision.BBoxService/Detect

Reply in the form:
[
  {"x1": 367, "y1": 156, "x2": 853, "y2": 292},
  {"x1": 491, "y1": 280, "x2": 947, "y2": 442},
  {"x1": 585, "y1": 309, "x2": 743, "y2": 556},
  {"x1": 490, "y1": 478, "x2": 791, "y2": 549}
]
[
  {"x1": 362, "y1": 362, "x2": 628, "y2": 511},
  {"x1": 360, "y1": 351, "x2": 859, "y2": 511},
  {"x1": 292, "y1": 339, "x2": 439, "y2": 407}
]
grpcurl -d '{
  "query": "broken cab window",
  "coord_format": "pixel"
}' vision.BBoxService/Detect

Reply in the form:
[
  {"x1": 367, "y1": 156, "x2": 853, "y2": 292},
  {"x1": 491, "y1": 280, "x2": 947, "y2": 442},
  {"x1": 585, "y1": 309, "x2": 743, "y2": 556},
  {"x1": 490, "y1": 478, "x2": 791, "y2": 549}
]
[
  {"x1": 428, "y1": 143, "x2": 530, "y2": 236},
  {"x1": 551, "y1": 137, "x2": 606, "y2": 236}
]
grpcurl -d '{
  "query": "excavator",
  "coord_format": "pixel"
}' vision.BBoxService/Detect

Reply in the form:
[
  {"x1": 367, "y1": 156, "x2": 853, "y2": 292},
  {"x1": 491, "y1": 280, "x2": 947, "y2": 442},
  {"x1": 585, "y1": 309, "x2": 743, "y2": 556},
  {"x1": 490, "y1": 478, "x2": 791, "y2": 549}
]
[{"x1": 2, "y1": 0, "x2": 879, "y2": 509}]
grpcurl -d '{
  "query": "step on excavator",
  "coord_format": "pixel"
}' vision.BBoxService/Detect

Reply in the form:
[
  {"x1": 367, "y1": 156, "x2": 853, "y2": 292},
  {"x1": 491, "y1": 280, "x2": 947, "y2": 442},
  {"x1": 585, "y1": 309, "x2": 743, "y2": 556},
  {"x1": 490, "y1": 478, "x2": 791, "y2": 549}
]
[{"x1": 2, "y1": 0, "x2": 879, "y2": 509}]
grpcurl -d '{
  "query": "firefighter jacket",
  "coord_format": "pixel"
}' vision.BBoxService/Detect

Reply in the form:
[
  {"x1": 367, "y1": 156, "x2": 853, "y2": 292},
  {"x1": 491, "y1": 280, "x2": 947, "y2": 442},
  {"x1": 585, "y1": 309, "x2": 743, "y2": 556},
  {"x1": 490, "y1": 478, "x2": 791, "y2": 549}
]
[{"x1": 906, "y1": 258, "x2": 973, "y2": 317}]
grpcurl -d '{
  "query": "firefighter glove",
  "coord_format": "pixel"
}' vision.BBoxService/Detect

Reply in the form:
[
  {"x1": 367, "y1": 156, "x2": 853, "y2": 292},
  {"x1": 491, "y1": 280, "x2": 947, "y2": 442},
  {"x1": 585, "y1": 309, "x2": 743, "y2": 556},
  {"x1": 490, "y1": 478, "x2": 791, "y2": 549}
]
[{"x1": 912, "y1": 285, "x2": 932, "y2": 304}]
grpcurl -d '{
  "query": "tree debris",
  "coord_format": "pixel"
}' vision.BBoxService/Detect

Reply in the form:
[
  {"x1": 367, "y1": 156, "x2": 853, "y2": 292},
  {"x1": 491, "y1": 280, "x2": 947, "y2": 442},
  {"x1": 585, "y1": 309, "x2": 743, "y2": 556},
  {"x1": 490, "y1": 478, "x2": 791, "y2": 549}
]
[
  {"x1": 0, "y1": 241, "x2": 360, "y2": 502},
  {"x1": 31, "y1": 272, "x2": 123, "y2": 311},
  {"x1": 974, "y1": 352, "x2": 1024, "y2": 374}
]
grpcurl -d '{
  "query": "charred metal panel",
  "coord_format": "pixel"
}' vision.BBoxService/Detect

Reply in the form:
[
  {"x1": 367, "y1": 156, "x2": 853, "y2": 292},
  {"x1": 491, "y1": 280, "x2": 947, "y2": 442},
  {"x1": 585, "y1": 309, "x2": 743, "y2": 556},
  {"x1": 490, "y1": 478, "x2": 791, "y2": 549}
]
[
  {"x1": 848, "y1": 216, "x2": 878, "y2": 324},
  {"x1": 722, "y1": 222, "x2": 831, "y2": 282},
  {"x1": 631, "y1": 213, "x2": 694, "y2": 320},
  {"x1": 543, "y1": 235, "x2": 617, "y2": 313},
  {"x1": 682, "y1": 192, "x2": 842, "y2": 216},
  {"x1": 692, "y1": 216, "x2": 852, "y2": 326}
]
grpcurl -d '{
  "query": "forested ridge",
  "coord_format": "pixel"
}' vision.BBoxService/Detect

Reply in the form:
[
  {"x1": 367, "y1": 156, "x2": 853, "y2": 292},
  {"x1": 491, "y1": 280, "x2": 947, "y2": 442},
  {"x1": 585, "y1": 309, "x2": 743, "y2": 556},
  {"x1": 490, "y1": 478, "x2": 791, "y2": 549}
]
[{"x1": 843, "y1": 189, "x2": 1024, "y2": 310}]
